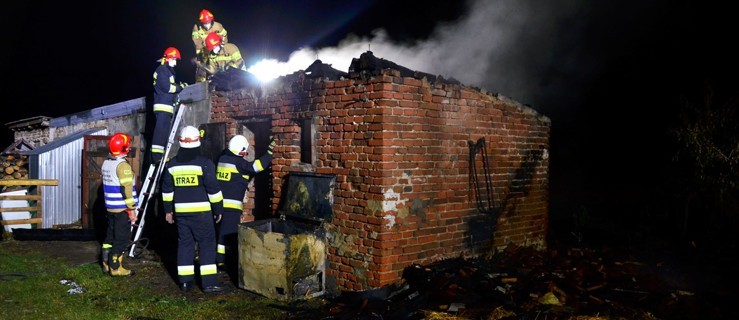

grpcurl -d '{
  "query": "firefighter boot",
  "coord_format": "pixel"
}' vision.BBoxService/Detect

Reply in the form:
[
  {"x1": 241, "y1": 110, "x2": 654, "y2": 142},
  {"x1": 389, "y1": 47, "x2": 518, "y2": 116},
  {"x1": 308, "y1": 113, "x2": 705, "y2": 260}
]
[
  {"x1": 101, "y1": 247, "x2": 111, "y2": 274},
  {"x1": 109, "y1": 254, "x2": 135, "y2": 276}
]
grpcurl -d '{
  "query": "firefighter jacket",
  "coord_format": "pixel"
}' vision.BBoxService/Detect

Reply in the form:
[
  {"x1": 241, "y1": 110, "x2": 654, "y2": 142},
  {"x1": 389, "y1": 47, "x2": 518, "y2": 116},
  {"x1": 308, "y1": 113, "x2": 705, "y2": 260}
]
[
  {"x1": 205, "y1": 43, "x2": 246, "y2": 75},
  {"x1": 101, "y1": 156, "x2": 138, "y2": 213},
  {"x1": 152, "y1": 63, "x2": 184, "y2": 112},
  {"x1": 216, "y1": 150, "x2": 273, "y2": 211},
  {"x1": 161, "y1": 154, "x2": 224, "y2": 217},
  {"x1": 192, "y1": 21, "x2": 228, "y2": 57}
]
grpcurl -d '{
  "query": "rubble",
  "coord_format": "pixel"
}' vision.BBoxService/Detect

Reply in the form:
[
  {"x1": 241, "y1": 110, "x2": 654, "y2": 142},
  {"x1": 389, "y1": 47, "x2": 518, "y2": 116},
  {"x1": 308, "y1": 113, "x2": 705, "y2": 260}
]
[{"x1": 286, "y1": 242, "x2": 732, "y2": 319}]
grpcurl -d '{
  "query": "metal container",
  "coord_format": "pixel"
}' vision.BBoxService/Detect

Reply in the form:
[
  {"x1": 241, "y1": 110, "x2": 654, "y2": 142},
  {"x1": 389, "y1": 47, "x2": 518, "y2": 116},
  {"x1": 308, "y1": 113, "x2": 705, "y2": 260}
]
[{"x1": 238, "y1": 172, "x2": 336, "y2": 302}]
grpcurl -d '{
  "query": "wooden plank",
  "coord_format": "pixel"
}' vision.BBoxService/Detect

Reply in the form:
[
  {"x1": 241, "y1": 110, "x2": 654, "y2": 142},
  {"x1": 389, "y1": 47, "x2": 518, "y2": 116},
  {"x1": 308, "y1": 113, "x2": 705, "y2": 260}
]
[
  {"x1": 0, "y1": 179, "x2": 59, "y2": 186},
  {"x1": 0, "y1": 206, "x2": 38, "y2": 212},
  {"x1": 1, "y1": 218, "x2": 42, "y2": 226},
  {"x1": 37, "y1": 185, "x2": 43, "y2": 224},
  {"x1": 0, "y1": 195, "x2": 41, "y2": 201}
]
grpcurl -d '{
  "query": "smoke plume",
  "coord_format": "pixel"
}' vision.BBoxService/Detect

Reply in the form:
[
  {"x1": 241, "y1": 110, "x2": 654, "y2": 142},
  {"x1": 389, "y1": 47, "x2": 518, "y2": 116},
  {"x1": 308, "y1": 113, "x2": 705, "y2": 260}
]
[{"x1": 249, "y1": 0, "x2": 658, "y2": 113}]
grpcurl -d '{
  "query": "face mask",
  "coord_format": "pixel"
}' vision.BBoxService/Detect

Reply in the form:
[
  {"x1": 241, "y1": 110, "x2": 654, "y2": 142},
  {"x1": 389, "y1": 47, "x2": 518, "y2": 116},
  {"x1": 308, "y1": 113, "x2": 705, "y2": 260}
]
[
  {"x1": 212, "y1": 46, "x2": 221, "y2": 54},
  {"x1": 204, "y1": 22, "x2": 212, "y2": 30},
  {"x1": 168, "y1": 59, "x2": 177, "y2": 67}
]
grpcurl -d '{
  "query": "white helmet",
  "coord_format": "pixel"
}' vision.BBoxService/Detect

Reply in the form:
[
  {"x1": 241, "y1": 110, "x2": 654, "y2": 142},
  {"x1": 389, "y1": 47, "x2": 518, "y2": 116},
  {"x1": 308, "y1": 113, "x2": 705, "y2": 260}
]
[
  {"x1": 179, "y1": 125, "x2": 201, "y2": 148},
  {"x1": 228, "y1": 135, "x2": 249, "y2": 156}
]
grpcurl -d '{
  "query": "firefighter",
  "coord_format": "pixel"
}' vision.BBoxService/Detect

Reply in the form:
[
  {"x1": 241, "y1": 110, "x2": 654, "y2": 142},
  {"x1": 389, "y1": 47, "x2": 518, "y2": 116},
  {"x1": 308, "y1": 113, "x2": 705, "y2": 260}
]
[
  {"x1": 193, "y1": 32, "x2": 246, "y2": 80},
  {"x1": 151, "y1": 47, "x2": 186, "y2": 164},
  {"x1": 192, "y1": 9, "x2": 228, "y2": 82},
  {"x1": 162, "y1": 125, "x2": 225, "y2": 293},
  {"x1": 101, "y1": 133, "x2": 138, "y2": 276},
  {"x1": 215, "y1": 135, "x2": 275, "y2": 268}
]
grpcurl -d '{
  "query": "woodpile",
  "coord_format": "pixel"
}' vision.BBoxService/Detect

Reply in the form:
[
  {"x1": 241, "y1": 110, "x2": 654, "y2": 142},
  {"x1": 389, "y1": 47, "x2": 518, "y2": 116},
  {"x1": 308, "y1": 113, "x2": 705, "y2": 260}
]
[{"x1": 0, "y1": 154, "x2": 30, "y2": 181}]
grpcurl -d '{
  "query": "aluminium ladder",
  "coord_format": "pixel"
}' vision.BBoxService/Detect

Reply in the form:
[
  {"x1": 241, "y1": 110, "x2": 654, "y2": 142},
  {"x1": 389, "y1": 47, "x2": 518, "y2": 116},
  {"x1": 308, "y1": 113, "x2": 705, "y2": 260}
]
[{"x1": 128, "y1": 103, "x2": 187, "y2": 257}]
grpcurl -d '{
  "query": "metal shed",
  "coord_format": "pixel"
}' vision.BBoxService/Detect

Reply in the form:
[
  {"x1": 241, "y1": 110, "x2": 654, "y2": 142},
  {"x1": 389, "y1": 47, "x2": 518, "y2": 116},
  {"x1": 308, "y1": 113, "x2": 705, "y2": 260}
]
[{"x1": 22, "y1": 127, "x2": 108, "y2": 228}]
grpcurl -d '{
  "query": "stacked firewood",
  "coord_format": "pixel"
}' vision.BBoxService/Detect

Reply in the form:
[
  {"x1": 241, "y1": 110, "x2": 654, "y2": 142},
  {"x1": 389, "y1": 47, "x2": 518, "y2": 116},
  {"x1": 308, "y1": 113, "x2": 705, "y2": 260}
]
[{"x1": 0, "y1": 154, "x2": 30, "y2": 180}]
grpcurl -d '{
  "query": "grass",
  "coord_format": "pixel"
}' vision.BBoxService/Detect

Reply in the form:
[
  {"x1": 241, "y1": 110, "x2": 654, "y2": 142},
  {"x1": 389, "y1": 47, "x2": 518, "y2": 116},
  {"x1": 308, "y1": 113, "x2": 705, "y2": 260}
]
[{"x1": 0, "y1": 242, "x2": 289, "y2": 320}]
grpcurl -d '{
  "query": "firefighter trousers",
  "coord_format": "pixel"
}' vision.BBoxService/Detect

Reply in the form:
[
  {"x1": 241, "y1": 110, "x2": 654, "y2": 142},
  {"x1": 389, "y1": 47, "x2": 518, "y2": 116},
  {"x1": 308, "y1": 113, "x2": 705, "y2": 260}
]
[
  {"x1": 150, "y1": 108, "x2": 173, "y2": 163},
  {"x1": 104, "y1": 211, "x2": 131, "y2": 255},
  {"x1": 176, "y1": 213, "x2": 218, "y2": 287},
  {"x1": 216, "y1": 208, "x2": 241, "y2": 265}
]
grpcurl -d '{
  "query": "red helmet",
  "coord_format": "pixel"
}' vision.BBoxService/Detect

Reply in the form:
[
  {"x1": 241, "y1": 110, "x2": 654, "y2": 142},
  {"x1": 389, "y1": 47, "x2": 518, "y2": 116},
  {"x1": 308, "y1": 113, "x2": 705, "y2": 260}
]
[
  {"x1": 205, "y1": 32, "x2": 222, "y2": 51},
  {"x1": 164, "y1": 47, "x2": 181, "y2": 60},
  {"x1": 109, "y1": 133, "x2": 132, "y2": 157},
  {"x1": 199, "y1": 9, "x2": 214, "y2": 24}
]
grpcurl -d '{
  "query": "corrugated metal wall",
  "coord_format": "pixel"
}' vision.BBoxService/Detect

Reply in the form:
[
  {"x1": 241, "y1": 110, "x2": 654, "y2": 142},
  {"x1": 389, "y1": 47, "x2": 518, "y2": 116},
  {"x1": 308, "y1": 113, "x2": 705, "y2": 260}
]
[{"x1": 36, "y1": 128, "x2": 108, "y2": 228}]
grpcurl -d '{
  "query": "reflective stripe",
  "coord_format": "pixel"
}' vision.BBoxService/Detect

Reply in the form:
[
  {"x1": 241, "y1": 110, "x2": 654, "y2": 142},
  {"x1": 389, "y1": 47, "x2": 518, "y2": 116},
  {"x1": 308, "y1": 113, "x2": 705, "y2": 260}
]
[
  {"x1": 102, "y1": 243, "x2": 112, "y2": 249},
  {"x1": 217, "y1": 162, "x2": 238, "y2": 172},
  {"x1": 223, "y1": 199, "x2": 243, "y2": 210},
  {"x1": 208, "y1": 191, "x2": 223, "y2": 203},
  {"x1": 200, "y1": 264, "x2": 217, "y2": 276},
  {"x1": 119, "y1": 177, "x2": 133, "y2": 184},
  {"x1": 169, "y1": 165, "x2": 204, "y2": 175},
  {"x1": 162, "y1": 192, "x2": 174, "y2": 201},
  {"x1": 217, "y1": 244, "x2": 226, "y2": 254},
  {"x1": 178, "y1": 265, "x2": 195, "y2": 276},
  {"x1": 168, "y1": 75, "x2": 177, "y2": 93},
  {"x1": 124, "y1": 198, "x2": 136, "y2": 206},
  {"x1": 243, "y1": 174, "x2": 250, "y2": 180},
  {"x1": 153, "y1": 103, "x2": 174, "y2": 113},
  {"x1": 254, "y1": 160, "x2": 264, "y2": 172},
  {"x1": 174, "y1": 202, "x2": 211, "y2": 212}
]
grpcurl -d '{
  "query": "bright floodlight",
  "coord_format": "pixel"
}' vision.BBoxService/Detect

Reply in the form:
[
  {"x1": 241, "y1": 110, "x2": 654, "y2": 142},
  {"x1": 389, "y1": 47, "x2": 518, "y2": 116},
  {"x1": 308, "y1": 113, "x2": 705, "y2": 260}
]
[{"x1": 247, "y1": 59, "x2": 282, "y2": 83}]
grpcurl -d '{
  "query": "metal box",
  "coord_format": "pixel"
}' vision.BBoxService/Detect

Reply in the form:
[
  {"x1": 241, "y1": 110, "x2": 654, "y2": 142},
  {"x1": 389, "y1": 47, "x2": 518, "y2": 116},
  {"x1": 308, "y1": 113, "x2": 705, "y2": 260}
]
[{"x1": 238, "y1": 172, "x2": 336, "y2": 301}]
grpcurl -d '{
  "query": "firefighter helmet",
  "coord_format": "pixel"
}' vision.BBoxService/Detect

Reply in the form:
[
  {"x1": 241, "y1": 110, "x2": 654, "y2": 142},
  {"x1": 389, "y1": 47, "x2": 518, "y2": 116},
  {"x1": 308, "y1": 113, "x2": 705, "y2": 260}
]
[
  {"x1": 109, "y1": 133, "x2": 131, "y2": 157},
  {"x1": 164, "y1": 47, "x2": 181, "y2": 60},
  {"x1": 179, "y1": 126, "x2": 201, "y2": 148},
  {"x1": 199, "y1": 9, "x2": 214, "y2": 24},
  {"x1": 228, "y1": 135, "x2": 249, "y2": 156},
  {"x1": 205, "y1": 32, "x2": 222, "y2": 51}
]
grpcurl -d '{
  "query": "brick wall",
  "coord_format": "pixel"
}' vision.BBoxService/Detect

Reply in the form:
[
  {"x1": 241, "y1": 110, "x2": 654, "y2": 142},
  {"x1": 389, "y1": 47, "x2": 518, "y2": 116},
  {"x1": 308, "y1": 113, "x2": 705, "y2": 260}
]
[{"x1": 210, "y1": 69, "x2": 550, "y2": 291}]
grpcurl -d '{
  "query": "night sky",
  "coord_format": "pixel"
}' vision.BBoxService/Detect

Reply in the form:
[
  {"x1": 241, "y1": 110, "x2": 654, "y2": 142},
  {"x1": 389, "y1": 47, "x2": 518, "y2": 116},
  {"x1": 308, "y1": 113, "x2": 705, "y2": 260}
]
[{"x1": 5, "y1": 1, "x2": 737, "y2": 226}]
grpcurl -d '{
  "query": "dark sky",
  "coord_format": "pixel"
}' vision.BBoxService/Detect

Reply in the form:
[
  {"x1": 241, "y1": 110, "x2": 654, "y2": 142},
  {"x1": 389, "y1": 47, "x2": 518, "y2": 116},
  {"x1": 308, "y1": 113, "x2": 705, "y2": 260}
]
[{"x1": 4, "y1": 1, "x2": 737, "y2": 220}]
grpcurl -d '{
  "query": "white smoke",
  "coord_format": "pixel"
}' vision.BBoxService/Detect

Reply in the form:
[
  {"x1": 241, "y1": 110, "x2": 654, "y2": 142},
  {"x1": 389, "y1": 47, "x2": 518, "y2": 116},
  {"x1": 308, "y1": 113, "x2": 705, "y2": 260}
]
[{"x1": 248, "y1": 0, "x2": 636, "y2": 110}]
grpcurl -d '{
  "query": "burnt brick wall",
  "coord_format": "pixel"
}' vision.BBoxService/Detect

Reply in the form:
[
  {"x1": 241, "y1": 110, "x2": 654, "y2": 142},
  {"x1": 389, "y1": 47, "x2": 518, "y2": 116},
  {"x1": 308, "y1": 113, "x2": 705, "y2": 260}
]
[{"x1": 210, "y1": 69, "x2": 550, "y2": 291}]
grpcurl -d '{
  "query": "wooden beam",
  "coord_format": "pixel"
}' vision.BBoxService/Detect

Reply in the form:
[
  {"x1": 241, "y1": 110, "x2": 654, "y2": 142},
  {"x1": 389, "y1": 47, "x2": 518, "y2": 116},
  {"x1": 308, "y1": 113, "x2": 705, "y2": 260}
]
[
  {"x1": 0, "y1": 206, "x2": 38, "y2": 212},
  {"x1": 0, "y1": 195, "x2": 42, "y2": 201},
  {"x1": 1, "y1": 218, "x2": 42, "y2": 226},
  {"x1": 0, "y1": 179, "x2": 59, "y2": 186}
]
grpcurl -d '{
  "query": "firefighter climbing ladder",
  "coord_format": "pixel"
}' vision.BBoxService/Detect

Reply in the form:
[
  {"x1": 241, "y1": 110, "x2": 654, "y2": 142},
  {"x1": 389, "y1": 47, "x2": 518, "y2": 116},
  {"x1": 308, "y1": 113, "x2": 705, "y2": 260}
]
[{"x1": 128, "y1": 103, "x2": 187, "y2": 257}]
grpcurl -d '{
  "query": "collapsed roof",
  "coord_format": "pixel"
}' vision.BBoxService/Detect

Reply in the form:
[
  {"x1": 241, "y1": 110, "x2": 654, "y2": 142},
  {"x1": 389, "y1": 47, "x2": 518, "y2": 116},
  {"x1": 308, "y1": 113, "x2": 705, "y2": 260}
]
[{"x1": 210, "y1": 51, "x2": 461, "y2": 91}]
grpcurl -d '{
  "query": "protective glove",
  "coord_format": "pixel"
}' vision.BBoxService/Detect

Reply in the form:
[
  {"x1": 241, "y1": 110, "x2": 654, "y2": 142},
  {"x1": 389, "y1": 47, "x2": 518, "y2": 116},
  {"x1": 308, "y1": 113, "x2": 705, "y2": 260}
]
[
  {"x1": 190, "y1": 57, "x2": 199, "y2": 66},
  {"x1": 165, "y1": 212, "x2": 174, "y2": 224},
  {"x1": 267, "y1": 139, "x2": 276, "y2": 155},
  {"x1": 126, "y1": 209, "x2": 137, "y2": 223},
  {"x1": 214, "y1": 213, "x2": 222, "y2": 224}
]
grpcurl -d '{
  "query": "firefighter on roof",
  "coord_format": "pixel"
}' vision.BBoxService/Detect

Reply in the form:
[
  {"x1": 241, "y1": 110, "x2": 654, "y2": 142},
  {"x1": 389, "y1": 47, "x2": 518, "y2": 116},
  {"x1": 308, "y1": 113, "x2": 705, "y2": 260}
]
[
  {"x1": 192, "y1": 9, "x2": 228, "y2": 82},
  {"x1": 162, "y1": 125, "x2": 226, "y2": 293},
  {"x1": 101, "y1": 132, "x2": 138, "y2": 276},
  {"x1": 151, "y1": 47, "x2": 187, "y2": 163},
  {"x1": 215, "y1": 135, "x2": 275, "y2": 269},
  {"x1": 193, "y1": 32, "x2": 246, "y2": 80}
]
